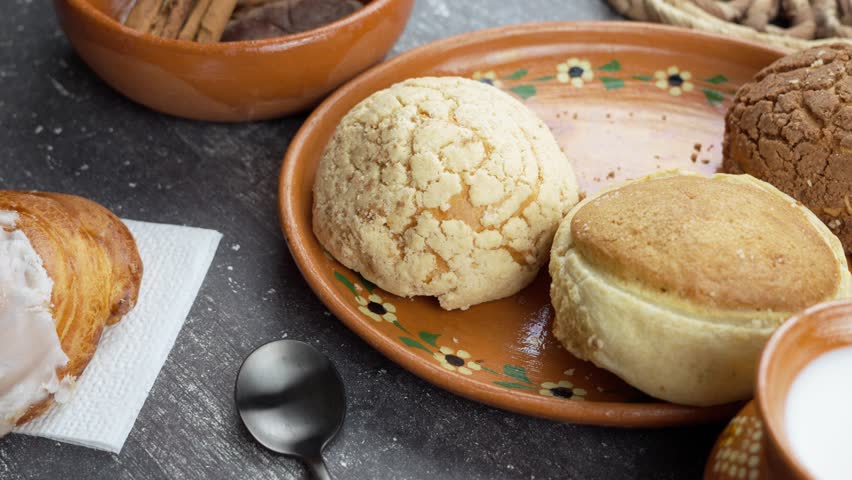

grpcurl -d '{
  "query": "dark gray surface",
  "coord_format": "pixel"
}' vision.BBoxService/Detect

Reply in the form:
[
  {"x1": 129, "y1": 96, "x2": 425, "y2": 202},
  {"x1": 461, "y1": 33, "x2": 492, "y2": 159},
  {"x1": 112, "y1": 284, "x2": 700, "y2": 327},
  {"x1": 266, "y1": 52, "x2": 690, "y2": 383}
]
[{"x1": 0, "y1": 1, "x2": 726, "y2": 479}]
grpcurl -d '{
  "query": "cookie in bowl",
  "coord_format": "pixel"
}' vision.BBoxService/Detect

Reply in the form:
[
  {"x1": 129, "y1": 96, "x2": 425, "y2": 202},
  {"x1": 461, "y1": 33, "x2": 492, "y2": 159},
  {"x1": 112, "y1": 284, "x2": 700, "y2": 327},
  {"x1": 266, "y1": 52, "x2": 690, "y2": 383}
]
[
  {"x1": 313, "y1": 76, "x2": 579, "y2": 310},
  {"x1": 549, "y1": 171, "x2": 851, "y2": 406}
]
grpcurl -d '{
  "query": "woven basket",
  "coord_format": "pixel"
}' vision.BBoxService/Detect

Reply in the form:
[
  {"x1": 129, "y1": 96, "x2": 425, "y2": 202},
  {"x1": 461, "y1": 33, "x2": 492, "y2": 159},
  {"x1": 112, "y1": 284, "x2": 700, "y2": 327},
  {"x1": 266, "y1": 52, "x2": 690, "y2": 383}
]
[{"x1": 608, "y1": 0, "x2": 852, "y2": 51}]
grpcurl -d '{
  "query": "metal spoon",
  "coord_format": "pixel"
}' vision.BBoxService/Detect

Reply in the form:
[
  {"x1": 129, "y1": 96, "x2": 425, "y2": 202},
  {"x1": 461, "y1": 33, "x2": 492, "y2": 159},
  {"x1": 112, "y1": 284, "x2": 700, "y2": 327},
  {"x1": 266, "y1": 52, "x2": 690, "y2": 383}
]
[{"x1": 235, "y1": 340, "x2": 346, "y2": 480}]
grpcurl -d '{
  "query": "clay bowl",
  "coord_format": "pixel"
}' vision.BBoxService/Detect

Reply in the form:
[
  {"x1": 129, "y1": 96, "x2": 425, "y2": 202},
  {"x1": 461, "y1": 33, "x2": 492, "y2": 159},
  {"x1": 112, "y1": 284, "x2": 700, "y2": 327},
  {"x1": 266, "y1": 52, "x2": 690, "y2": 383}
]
[
  {"x1": 52, "y1": 0, "x2": 414, "y2": 121},
  {"x1": 756, "y1": 300, "x2": 852, "y2": 479}
]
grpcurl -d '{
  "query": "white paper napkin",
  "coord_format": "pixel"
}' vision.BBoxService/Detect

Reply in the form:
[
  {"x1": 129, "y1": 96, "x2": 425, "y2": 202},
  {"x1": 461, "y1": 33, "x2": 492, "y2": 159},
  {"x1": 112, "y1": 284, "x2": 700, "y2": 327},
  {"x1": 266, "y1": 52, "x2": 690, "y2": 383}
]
[{"x1": 13, "y1": 220, "x2": 222, "y2": 453}]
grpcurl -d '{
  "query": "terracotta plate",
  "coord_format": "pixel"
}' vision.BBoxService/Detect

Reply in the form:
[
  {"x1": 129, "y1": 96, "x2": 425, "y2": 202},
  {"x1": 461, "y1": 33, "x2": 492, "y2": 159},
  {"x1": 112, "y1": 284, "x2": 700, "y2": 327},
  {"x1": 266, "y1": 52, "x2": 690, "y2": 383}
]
[{"x1": 279, "y1": 22, "x2": 785, "y2": 427}]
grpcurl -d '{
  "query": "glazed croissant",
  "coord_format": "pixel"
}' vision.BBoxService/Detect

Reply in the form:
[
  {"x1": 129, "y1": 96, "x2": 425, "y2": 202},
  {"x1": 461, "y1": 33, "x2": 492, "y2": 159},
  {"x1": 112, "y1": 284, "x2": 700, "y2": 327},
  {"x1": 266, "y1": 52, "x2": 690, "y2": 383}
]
[{"x1": 0, "y1": 191, "x2": 143, "y2": 435}]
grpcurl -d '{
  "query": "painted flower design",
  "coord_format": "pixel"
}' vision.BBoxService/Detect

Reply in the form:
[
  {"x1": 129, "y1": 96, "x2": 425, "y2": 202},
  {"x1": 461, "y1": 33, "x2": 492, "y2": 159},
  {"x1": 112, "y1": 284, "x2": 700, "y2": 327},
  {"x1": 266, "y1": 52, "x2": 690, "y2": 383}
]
[
  {"x1": 556, "y1": 58, "x2": 594, "y2": 87},
  {"x1": 655, "y1": 66, "x2": 694, "y2": 96},
  {"x1": 472, "y1": 70, "x2": 503, "y2": 88},
  {"x1": 433, "y1": 346, "x2": 482, "y2": 375},
  {"x1": 356, "y1": 293, "x2": 397, "y2": 323},
  {"x1": 539, "y1": 380, "x2": 587, "y2": 400}
]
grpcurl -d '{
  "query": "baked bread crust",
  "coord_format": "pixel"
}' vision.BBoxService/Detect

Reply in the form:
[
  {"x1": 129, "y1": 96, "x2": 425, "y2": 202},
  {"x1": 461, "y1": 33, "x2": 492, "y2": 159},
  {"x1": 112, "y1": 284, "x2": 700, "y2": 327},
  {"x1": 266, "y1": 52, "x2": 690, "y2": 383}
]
[
  {"x1": 313, "y1": 77, "x2": 579, "y2": 310},
  {"x1": 723, "y1": 43, "x2": 852, "y2": 253},
  {"x1": 0, "y1": 191, "x2": 143, "y2": 426},
  {"x1": 550, "y1": 172, "x2": 851, "y2": 406},
  {"x1": 571, "y1": 174, "x2": 838, "y2": 313}
]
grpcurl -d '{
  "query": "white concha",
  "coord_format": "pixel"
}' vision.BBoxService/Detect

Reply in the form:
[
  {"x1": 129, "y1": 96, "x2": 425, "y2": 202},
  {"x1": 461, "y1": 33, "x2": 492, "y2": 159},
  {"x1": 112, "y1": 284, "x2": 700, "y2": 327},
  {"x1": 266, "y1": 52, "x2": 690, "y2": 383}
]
[{"x1": 313, "y1": 76, "x2": 579, "y2": 310}]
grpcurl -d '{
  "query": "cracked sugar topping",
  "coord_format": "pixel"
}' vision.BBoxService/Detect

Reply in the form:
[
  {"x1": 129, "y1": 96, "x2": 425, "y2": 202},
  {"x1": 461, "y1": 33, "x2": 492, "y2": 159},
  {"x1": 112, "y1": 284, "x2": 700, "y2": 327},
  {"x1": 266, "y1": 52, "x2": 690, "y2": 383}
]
[
  {"x1": 313, "y1": 77, "x2": 579, "y2": 310},
  {"x1": 723, "y1": 43, "x2": 852, "y2": 253}
]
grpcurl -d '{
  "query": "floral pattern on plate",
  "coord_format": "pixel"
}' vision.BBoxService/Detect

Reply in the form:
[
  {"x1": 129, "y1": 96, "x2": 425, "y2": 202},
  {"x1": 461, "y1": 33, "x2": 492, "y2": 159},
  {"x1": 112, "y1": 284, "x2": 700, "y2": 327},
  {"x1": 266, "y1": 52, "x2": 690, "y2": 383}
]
[
  {"x1": 356, "y1": 293, "x2": 397, "y2": 323},
  {"x1": 433, "y1": 346, "x2": 482, "y2": 375},
  {"x1": 472, "y1": 60, "x2": 733, "y2": 106},
  {"x1": 655, "y1": 66, "x2": 694, "y2": 96},
  {"x1": 539, "y1": 379, "x2": 587, "y2": 400},
  {"x1": 556, "y1": 58, "x2": 594, "y2": 87},
  {"x1": 334, "y1": 270, "x2": 594, "y2": 397}
]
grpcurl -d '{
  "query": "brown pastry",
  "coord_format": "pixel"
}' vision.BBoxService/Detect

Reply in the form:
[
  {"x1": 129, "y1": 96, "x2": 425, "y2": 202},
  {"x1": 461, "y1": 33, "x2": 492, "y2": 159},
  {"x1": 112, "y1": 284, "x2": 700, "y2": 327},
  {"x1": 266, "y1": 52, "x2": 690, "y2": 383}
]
[
  {"x1": 0, "y1": 192, "x2": 143, "y2": 434},
  {"x1": 723, "y1": 43, "x2": 852, "y2": 253}
]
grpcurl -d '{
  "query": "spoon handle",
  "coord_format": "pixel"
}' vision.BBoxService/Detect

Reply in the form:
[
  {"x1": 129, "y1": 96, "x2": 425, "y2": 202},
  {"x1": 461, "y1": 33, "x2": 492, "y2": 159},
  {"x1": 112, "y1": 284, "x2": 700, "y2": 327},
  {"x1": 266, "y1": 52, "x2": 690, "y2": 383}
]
[{"x1": 307, "y1": 455, "x2": 332, "y2": 480}]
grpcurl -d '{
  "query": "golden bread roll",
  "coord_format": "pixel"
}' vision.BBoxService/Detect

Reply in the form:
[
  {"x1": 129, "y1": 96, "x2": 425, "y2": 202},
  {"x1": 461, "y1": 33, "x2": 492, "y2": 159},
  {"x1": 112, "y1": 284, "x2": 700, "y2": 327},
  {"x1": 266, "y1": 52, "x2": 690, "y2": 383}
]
[
  {"x1": 313, "y1": 77, "x2": 579, "y2": 310},
  {"x1": 549, "y1": 171, "x2": 851, "y2": 406},
  {"x1": 0, "y1": 191, "x2": 142, "y2": 434}
]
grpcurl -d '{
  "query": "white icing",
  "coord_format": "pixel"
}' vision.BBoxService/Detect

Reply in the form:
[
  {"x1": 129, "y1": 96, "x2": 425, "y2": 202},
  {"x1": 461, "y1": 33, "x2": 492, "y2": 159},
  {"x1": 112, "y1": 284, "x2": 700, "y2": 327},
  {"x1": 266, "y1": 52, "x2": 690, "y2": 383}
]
[{"x1": 0, "y1": 210, "x2": 69, "y2": 436}]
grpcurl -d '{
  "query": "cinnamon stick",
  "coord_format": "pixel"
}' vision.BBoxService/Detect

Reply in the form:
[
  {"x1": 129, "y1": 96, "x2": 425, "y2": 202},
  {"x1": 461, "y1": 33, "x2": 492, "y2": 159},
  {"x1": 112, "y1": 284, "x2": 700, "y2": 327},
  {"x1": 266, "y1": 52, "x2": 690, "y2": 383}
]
[
  {"x1": 125, "y1": 0, "x2": 163, "y2": 31},
  {"x1": 162, "y1": 0, "x2": 197, "y2": 38},
  {"x1": 195, "y1": 0, "x2": 239, "y2": 43},
  {"x1": 148, "y1": 5, "x2": 168, "y2": 36},
  {"x1": 179, "y1": 0, "x2": 213, "y2": 40},
  {"x1": 125, "y1": 0, "x2": 197, "y2": 38}
]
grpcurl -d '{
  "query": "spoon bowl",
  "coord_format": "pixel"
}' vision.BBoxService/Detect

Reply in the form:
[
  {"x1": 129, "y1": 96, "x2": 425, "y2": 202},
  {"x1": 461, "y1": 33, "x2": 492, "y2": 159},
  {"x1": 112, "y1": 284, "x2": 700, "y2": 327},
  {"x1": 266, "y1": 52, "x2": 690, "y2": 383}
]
[{"x1": 235, "y1": 340, "x2": 346, "y2": 480}]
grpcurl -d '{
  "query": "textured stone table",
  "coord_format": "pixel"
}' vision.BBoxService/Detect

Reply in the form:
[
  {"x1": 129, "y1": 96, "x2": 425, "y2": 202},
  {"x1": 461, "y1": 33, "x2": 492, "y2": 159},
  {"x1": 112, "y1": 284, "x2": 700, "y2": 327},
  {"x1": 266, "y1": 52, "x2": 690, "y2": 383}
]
[{"x1": 0, "y1": 1, "x2": 726, "y2": 478}]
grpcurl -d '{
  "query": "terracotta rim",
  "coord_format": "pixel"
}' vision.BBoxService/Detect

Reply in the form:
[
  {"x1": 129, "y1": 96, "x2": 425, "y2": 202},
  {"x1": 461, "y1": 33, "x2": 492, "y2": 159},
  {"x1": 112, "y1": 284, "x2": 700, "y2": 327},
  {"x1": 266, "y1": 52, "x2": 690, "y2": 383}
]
[
  {"x1": 63, "y1": 0, "x2": 396, "y2": 51},
  {"x1": 755, "y1": 300, "x2": 852, "y2": 478},
  {"x1": 279, "y1": 21, "x2": 785, "y2": 426}
]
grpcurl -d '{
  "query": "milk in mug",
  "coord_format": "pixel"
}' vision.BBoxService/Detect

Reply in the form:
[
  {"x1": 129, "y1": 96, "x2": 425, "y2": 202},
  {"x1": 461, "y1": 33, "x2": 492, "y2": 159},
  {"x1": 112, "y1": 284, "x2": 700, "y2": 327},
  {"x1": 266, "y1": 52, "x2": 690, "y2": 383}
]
[{"x1": 785, "y1": 346, "x2": 852, "y2": 479}]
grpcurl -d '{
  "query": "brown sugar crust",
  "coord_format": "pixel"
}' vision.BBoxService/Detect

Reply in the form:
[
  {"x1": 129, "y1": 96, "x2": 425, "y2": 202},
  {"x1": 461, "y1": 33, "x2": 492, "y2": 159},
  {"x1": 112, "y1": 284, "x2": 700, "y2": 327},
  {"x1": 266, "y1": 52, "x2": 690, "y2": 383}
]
[
  {"x1": 723, "y1": 43, "x2": 852, "y2": 253},
  {"x1": 570, "y1": 175, "x2": 839, "y2": 312},
  {"x1": 0, "y1": 191, "x2": 143, "y2": 426}
]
